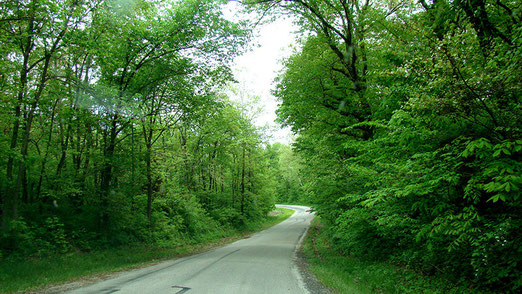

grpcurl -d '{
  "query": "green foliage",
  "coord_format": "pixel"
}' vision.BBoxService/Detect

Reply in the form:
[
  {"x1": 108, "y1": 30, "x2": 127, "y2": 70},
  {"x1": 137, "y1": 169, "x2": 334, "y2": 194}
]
[
  {"x1": 303, "y1": 217, "x2": 483, "y2": 294},
  {"x1": 267, "y1": 0, "x2": 522, "y2": 292},
  {"x1": 1, "y1": 217, "x2": 70, "y2": 257},
  {"x1": 0, "y1": 0, "x2": 277, "y2": 272},
  {"x1": 266, "y1": 143, "x2": 306, "y2": 204}
]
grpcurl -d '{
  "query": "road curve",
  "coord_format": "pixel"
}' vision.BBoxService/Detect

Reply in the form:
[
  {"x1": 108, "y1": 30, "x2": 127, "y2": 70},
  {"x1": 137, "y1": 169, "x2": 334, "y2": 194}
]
[{"x1": 65, "y1": 205, "x2": 314, "y2": 294}]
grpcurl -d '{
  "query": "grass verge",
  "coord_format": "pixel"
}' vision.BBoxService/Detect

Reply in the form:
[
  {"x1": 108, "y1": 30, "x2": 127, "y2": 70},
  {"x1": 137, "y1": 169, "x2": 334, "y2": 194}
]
[
  {"x1": 301, "y1": 217, "x2": 481, "y2": 294},
  {"x1": 0, "y1": 207, "x2": 294, "y2": 294},
  {"x1": 259, "y1": 206, "x2": 295, "y2": 230}
]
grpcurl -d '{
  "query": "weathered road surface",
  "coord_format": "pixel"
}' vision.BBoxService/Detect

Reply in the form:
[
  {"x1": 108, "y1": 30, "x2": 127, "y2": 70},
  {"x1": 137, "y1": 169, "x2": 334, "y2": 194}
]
[{"x1": 66, "y1": 205, "x2": 314, "y2": 294}]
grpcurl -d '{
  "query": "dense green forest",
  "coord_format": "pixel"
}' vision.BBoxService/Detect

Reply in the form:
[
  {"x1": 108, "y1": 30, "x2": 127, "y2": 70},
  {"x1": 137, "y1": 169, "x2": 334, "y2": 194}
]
[
  {"x1": 1, "y1": 0, "x2": 521, "y2": 293},
  {"x1": 0, "y1": 0, "x2": 293, "y2": 259},
  {"x1": 248, "y1": 0, "x2": 521, "y2": 292}
]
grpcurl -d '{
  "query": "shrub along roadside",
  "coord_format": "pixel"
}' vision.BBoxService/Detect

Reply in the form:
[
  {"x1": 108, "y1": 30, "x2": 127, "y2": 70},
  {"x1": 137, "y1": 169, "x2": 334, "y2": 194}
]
[
  {"x1": 0, "y1": 207, "x2": 294, "y2": 294},
  {"x1": 301, "y1": 217, "x2": 486, "y2": 294}
]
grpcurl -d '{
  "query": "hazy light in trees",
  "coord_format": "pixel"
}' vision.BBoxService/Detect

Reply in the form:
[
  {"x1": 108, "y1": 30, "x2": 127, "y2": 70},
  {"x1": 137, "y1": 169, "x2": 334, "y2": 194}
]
[{"x1": 223, "y1": 1, "x2": 297, "y2": 144}]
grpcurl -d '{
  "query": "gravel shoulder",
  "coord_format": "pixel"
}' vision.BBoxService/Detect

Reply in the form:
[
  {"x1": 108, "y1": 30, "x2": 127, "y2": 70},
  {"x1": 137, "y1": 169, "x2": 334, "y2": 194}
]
[{"x1": 295, "y1": 234, "x2": 334, "y2": 294}]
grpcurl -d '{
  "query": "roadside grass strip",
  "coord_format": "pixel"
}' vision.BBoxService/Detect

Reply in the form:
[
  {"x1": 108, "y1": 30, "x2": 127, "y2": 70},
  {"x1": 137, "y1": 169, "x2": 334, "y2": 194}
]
[
  {"x1": 0, "y1": 207, "x2": 294, "y2": 294},
  {"x1": 301, "y1": 217, "x2": 485, "y2": 294}
]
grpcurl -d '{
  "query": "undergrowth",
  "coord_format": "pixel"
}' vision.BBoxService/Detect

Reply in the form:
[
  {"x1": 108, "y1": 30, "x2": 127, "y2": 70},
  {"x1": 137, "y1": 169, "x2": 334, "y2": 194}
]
[
  {"x1": 0, "y1": 207, "x2": 294, "y2": 294},
  {"x1": 301, "y1": 217, "x2": 486, "y2": 294}
]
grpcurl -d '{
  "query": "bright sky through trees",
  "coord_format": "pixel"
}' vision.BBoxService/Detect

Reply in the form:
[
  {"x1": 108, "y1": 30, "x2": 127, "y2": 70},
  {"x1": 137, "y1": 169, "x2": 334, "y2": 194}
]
[{"x1": 223, "y1": 2, "x2": 297, "y2": 144}]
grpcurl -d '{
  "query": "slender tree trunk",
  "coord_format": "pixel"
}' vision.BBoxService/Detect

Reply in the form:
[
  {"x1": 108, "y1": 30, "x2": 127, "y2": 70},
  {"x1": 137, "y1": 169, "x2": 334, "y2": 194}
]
[
  {"x1": 231, "y1": 155, "x2": 235, "y2": 208},
  {"x1": 247, "y1": 150, "x2": 253, "y2": 194},
  {"x1": 145, "y1": 143, "x2": 153, "y2": 226},
  {"x1": 2, "y1": 36, "x2": 33, "y2": 232},
  {"x1": 12, "y1": 51, "x2": 53, "y2": 225},
  {"x1": 240, "y1": 144, "x2": 245, "y2": 215},
  {"x1": 56, "y1": 122, "x2": 72, "y2": 175},
  {"x1": 99, "y1": 113, "x2": 118, "y2": 235},
  {"x1": 36, "y1": 99, "x2": 60, "y2": 200}
]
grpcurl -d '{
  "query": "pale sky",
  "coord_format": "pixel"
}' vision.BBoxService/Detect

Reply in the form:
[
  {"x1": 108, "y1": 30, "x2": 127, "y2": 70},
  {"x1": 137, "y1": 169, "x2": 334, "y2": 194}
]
[{"x1": 223, "y1": 2, "x2": 298, "y2": 144}]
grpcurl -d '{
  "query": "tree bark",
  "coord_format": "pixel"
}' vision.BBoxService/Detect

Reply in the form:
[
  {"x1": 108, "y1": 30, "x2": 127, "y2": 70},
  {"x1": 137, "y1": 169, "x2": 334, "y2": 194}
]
[
  {"x1": 240, "y1": 144, "x2": 246, "y2": 215},
  {"x1": 99, "y1": 113, "x2": 118, "y2": 234}
]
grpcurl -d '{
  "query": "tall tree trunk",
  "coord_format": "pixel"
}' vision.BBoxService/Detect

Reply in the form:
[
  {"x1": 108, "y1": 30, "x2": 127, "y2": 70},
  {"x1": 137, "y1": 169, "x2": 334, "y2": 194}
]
[
  {"x1": 36, "y1": 98, "x2": 60, "y2": 201},
  {"x1": 2, "y1": 23, "x2": 34, "y2": 231},
  {"x1": 240, "y1": 144, "x2": 245, "y2": 215},
  {"x1": 56, "y1": 122, "x2": 72, "y2": 175},
  {"x1": 231, "y1": 155, "x2": 236, "y2": 208},
  {"x1": 145, "y1": 142, "x2": 153, "y2": 226},
  {"x1": 16, "y1": 51, "x2": 53, "y2": 205},
  {"x1": 99, "y1": 113, "x2": 118, "y2": 235}
]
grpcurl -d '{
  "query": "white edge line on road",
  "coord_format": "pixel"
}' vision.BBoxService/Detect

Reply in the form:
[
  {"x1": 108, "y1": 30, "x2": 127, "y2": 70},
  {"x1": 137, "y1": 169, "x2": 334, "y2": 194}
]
[{"x1": 285, "y1": 205, "x2": 312, "y2": 294}]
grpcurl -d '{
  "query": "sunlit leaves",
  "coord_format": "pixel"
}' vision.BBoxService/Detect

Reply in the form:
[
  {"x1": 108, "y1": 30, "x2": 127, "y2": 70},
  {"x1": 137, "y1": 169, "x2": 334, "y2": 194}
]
[
  {"x1": 0, "y1": 0, "x2": 267, "y2": 260},
  {"x1": 271, "y1": 0, "x2": 522, "y2": 291}
]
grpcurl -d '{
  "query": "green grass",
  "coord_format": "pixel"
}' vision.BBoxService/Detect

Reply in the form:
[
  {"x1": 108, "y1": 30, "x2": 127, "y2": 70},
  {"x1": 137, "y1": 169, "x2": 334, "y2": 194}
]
[
  {"x1": 0, "y1": 207, "x2": 294, "y2": 294},
  {"x1": 302, "y1": 217, "x2": 482, "y2": 294},
  {"x1": 259, "y1": 207, "x2": 295, "y2": 230}
]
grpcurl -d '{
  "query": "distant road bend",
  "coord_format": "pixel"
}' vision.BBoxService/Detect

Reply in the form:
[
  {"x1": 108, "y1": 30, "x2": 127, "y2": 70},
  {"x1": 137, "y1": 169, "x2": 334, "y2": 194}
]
[{"x1": 66, "y1": 205, "x2": 314, "y2": 294}]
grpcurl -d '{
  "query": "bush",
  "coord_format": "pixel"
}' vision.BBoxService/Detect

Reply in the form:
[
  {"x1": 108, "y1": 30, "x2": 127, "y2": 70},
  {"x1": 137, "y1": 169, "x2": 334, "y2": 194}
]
[{"x1": 0, "y1": 216, "x2": 70, "y2": 257}]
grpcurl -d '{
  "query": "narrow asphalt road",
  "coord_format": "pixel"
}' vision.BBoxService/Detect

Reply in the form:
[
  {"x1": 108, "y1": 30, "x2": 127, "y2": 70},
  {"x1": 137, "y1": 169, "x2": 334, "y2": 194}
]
[{"x1": 65, "y1": 205, "x2": 314, "y2": 294}]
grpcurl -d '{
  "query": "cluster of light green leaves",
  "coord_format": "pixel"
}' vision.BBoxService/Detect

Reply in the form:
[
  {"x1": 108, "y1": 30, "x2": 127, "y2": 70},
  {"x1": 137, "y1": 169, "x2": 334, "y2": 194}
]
[
  {"x1": 0, "y1": 0, "x2": 276, "y2": 259},
  {"x1": 262, "y1": 0, "x2": 521, "y2": 291}
]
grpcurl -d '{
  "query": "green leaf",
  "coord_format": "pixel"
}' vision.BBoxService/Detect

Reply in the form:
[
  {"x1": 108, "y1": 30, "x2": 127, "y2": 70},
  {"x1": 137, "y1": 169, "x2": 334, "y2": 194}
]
[
  {"x1": 484, "y1": 181, "x2": 500, "y2": 192},
  {"x1": 488, "y1": 194, "x2": 500, "y2": 202}
]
